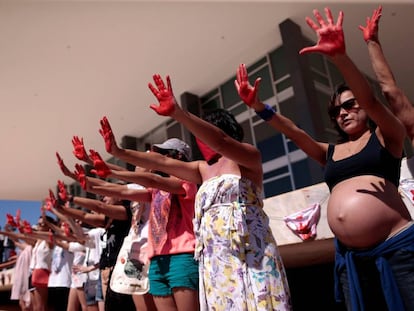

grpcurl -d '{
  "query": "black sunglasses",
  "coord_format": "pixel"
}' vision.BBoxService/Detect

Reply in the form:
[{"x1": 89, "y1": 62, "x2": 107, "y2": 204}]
[{"x1": 329, "y1": 98, "x2": 357, "y2": 118}]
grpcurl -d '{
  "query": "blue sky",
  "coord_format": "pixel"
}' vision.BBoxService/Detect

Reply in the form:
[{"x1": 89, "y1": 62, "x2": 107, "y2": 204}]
[{"x1": 0, "y1": 200, "x2": 42, "y2": 229}]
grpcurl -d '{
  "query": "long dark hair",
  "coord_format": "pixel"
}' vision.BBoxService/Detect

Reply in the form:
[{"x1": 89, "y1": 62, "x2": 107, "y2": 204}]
[{"x1": 329, "y1": 83, "x2": 376, "y2": 143}]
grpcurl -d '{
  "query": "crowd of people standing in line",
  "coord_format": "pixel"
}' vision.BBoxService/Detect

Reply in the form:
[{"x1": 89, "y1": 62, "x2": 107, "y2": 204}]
[{"x1": 1, "y1": 5, "x2": 414, "y2": 311}]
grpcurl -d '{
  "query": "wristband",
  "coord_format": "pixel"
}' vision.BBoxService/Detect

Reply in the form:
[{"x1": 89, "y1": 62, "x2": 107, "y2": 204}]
[{"x1": 255, "y1": 104, "x2": 275, "y2": 121}]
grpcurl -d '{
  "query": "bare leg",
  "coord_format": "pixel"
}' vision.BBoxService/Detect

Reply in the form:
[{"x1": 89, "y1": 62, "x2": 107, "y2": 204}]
[
  {"x1": 99, "y1": 269, "x2": 110, "y2": 301},
  {"x1": 132, "y1": 293, "x2": 157, "y2": 311},
  {"x1": 153, "y1": 295, "x2": 178, "y2": 311},
  {"x1": 19, "y1": 296, "x2": 33, "y2": 311},
  {"x1": 172, "y1": 288, "x2": 199, "y2": 311},
  {"x1": 75, "y1": 288, "x2": 88, "y2": 311},
  {"x1": 32, "y1": 287, "x2": 48, "y2": 311},
  {"x1": 67, "y1": 288, "x2": 81, "y2": 311},
  {"x1": 86, "y1": 304, "x2": 99, "y2": 311}
]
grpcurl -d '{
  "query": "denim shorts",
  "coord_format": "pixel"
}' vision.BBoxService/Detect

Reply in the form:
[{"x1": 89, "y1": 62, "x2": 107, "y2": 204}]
[
  {"x1": 84, "y1": 273, "x2": 104, "y2": 306},
  {"x1": 148, "y1": 253, "x2": 199, "y2": 296}
]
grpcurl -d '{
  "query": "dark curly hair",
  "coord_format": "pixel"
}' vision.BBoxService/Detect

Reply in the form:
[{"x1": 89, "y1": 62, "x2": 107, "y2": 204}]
[{"x1": 202, "y1": 108, "x2": 244, "y2": 142}]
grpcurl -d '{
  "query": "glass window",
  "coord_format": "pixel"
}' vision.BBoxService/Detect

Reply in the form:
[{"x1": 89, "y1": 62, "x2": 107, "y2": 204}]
[
  {"x1": 221, "y1": 77, "x2": 241, "y2": 109},
  {"x1": 287, "y1": 140, "x2": 298, "y2": 152},
  {"x1": 201, "y1": 89, "x2": 221, "y2": 110},
  {"x1": 202, "y1": 97, "x2": 221, "y2": 111},
  {"x1": 278, "y1": 97, "x2": 299, "y2": 123},
  {"x1": 264, "y1": 176, "x2": 293, "y2": 197},
  {"x1": 263, "y1": 166, "x2": 289, "y2": 180},
  {"x1": 257, "y1": 134, "x2": 286, "y2": 162},
  {"x1": 247, "y1": 57, "x2": 267, "y2": 72},
  {"x1": 201, "y1": 89, "x2": 219, "y2": 103},
  {"x1": 249, "y1": 66, "x2": 274, "y2": 101},
  {"x1": 269, "y1": 46, "x2": 288, "y2": 81},
  {"x1": 229, "y1": 103, "x2": 248, "y2": 116},
  {"x1": 291, "y1": 159, "x2": 313, "y2": 189},
  {"x1": 240, "y1": 119, "x2": 253, "y2": 145},
  {"x1": 276, "y1": 77, "x2": 292, "y2": 93},
  {"x1": 308, "y1": 53, "x2": 326, "y2": 74},
  {"x1": 311, "y1": 70, "x2": 330, "y2": 87}
]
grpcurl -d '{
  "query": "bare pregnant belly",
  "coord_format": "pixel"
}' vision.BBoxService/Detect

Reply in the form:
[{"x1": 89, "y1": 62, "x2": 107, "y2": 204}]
[{"x1": 327, "y1": 176, "x2": 411, "y2": 248}]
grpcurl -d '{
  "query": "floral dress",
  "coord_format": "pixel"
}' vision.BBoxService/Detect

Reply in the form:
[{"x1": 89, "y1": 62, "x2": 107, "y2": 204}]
[{"x1": 194, "y1": 174, "x2": 292, "y2": 310}]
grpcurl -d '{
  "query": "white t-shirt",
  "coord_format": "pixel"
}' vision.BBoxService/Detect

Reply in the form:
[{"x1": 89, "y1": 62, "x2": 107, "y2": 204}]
[
  {"x1": 68, "y1": 242, "x2": 86, "y2": 288},
  {"x1": 85, "y1": 227, "x2": 105, "y2": 280},
  {"x1": 48, "y1": 246, "x2": 74, "y2": 288},
  {"x1": 29, "y1": 240, "x2": 52, "y2": 271}
]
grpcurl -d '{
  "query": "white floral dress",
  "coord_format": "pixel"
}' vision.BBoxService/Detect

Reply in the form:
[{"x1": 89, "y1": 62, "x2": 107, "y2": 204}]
[{"x1": 194, "y1": 174, "x2": 292, "y2": 310}]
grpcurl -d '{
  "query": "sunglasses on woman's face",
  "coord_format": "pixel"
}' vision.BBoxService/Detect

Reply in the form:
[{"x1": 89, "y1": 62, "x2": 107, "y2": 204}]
[{"x1": 330, "y1": 98, "x2": 358, "y2": 118}]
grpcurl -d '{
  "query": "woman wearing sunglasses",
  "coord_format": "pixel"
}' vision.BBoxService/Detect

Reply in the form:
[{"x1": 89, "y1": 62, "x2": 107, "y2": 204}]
[{"x1": 237, "y1": 7, "x2": 413, "y2": 311}]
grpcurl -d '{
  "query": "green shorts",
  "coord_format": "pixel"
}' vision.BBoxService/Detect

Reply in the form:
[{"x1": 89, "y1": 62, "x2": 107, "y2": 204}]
[{"x1": 148, "y1": 253, "x2": 199, "y2": 296}]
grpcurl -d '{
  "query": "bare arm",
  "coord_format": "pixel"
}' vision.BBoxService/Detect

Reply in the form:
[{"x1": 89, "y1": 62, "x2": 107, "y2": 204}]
[
  {"x1": 98, "y1": 116, "x2": 202, "y2": 184},
  {"x1": 300, "y1": 7, "x2": 405, "y2": 157},
  {"x1": 0, "y1": 257, "x2": 17, "y2": 269},
  {"x1": 89, "y1": 183, "x2": 152, "y2": 202},
  {"x1": 235, "y1": 63, "x2": 328, "y2": 166},
  {"x1": 59, "y1": 206, "x2": 106, "y2": 228},
  {"x1": 107, "y1": 169, "x2": 189, "y2": 195},
  {"x1": 148, "y1": 75, "x2": 263, "y2": 179},
  {"x1": 360, "y1": 6, "x2": 414, "y2": 142},
  {"x1": 72, "y1": 196, "x2": 129, "y2": 221}
]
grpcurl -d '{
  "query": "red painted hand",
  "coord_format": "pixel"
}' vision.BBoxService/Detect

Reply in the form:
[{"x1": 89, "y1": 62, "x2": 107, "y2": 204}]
[
  {"x1": 72, "y1": 136, "x2": 89, "y2": 162},
  {"x1": 148, "y1": 74, "x2": 176, "y2": 116},
  {"x1": 22, "y1": 220, "x2": 32, "y2": 234},
  {"x1": 57, "y1": 180, "x2": 68, "y2": 202},
  {"x1": 299, "y1": 7, "x2": 345, "y2": 56},
  {"x1": 56, "y1": 152, "x2": 75, "y2": 177},
  {"x1": 89, "y1": 149, "x2": 111, "y2": 178},
  {"x1": 358, "y1": 5, "x2": 382, "y2": 42},
  {"x1": 99, "y1": 116, "x2": 116, "y2": 153},
  {"x1": 74, "y1": 164, "x2": 87, "y2": 190},
  {"x1": 15, "y1": 209, "x2": 21, "y2": 225},
  {"x1": 49, "y1": 189, "x2": 57, "y2": 208},
  {"x1": 234, "y1": 64, "x2": 261, "y2": 107},
  {"x1": 6, "y1": 214, "x2": 17, "y2": 228}
]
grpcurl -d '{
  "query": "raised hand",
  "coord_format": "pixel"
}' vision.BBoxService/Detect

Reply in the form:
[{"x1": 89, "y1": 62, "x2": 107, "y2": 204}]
[
  {"x1": 14, "y1": 209, "x2": 22, "y2": 232},
  {"x1": 99, "y1": 116, "x2": 118, "y2": 154},
  {"x1": 22, "y1": 220, "x2": 32, "y2": 234},
  {"x1": 49, "y1": 189, "x2": 58, "y2": 208},
  {"x1": 148, "y1": 74, "x2": 176, "y2": 116},
  {"x1": 6, "y1": 214, "x2": 17, "y2": 228},
  {"x1": 57, "y1": 180, "x2": 69, "y2": 203},
  {"x1": 56, "y1": 152, "x2": 76, "y2": 179},
  {"x1": 72, "y1": 136, "x2": 90, "y2": 162},
  {"x1": 299, "y1": 7, "x2": 345, "y2": 56},
  {"x1": 89, "y1": 149, "x2": 111, "y2": 178},
  {"x1": 359, "y1": 5, "x2": 382, "y2": 42},
  {"x1": 74, "y1": 164, "x2": 87, "y2": 190},
  {"x1": 234, "y1": 63, "x2": 261, "y2": 108},
  {"x1": 15, "y1": 209, "x2": 21, "y2": 226}
]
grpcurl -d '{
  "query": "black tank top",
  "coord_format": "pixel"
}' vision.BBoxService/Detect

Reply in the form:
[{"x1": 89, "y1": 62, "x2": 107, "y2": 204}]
[{"x1": 324, "y1": 131, "x2": 401, "y2": 191}]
